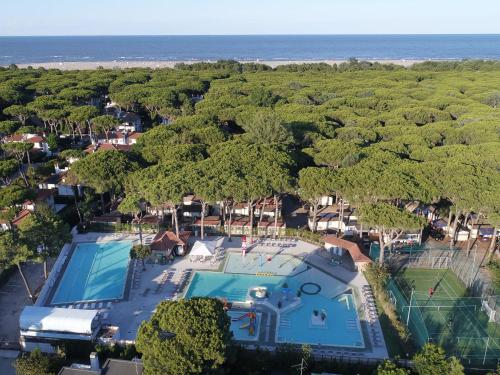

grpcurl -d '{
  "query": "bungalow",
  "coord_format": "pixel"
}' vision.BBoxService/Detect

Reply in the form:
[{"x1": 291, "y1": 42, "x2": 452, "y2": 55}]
[
  {"x1": 90, "y1": 212, "x2": 122, "y2": 225},
  {"x1": 104, "y1": 102, "x2": 123, "y2": 118},
  {"x1": 182, "y1": 195, "x2": 208, "y2": 219},
  {"x1": 257, "y1": 218, "x2": 286, "y2": 236},
  {"x1": 231, "y1": 196, "x2": 283, "y2": 218},
  {"x1": 118, "y1": 112, "x2": 142, "y2": 132},
  {"x1": 147, "y1": 202, "x2": 176, "y2": 218},
  {"x1": 318, "y1": 195, "x2": 335, "y2": 207},
  {"x1": 23, "y1": 189, "x2": 56, "y2": 212},
  {"x1": 39, "y1": 171, "x2": 82, "y2": 197},
  {"x1": 308, "y1": 206, "x2": 358, "y2": 233},
  {"x1": 96, "y1": 131, "x2": 142, "y2": 146},
  {"x1": 323, "y1": 235, "x2": 372, "y2": 272},
  {"x1": 0, "y1": 209, "x2": 31, "y2": 231},
  {"x1": 3, "y1": 133, "x2": 51, "y2": 155},
  {"x1": 431, "y1": 219, "x2": 449, "y2": 233},
  {"x1": 254, "y1": 197, "x2": 282, "y2": 218},
  {"x1": 192, "y1": 216, "x2": 222, "y2": 235},
  {"x1": 150, "y1": 230, "x2": 191, "y2": 260},
  {"x1": 405, "y1": 201, "x2": 439, "y2": 222},
  {"x1": 368, "y1": 229, "x2": 422, "y2": 246},
  {"x1": 224, "y1": 216, "x2": 252, "y2": 235}
]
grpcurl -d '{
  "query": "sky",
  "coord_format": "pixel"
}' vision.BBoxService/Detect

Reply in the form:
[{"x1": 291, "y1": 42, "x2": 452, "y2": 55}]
[{"x1": 0, "y1": 0, "x2": 499, "y2": 36}]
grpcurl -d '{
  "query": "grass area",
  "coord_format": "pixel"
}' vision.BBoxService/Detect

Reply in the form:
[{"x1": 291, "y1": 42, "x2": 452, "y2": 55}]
[{"x1": 363, "y1": 265, "x2": 414, "y2": 358}]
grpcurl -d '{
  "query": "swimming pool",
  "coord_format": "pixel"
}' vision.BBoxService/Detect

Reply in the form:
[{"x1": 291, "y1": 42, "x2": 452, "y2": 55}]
[
  {"x1": 184, "y1": 271, "x2": 364, "y2": 348},
  {"x1": 51, "y1": 241, "x2": 132, "y2": 304}
]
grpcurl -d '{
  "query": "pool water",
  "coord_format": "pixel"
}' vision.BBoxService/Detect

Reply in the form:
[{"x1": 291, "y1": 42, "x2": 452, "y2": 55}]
[
  {"x1": 224, "y1": 252, "x2": 306, "y2": 276},
  {"x1": 184, "y1": 271, "x2": 364, "y2": 348},
  {"x1": 52, "y1": 241, "x2": 131, "y2": 304}
]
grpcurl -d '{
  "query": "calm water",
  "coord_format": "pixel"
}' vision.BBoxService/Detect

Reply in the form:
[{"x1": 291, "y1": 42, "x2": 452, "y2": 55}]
[
  {"x1": 1, "y1": 35, "x2": 500, "y2": 64},
  {"x1": 51, "y1": 241, "x2": 131, "y2": 304},
  {"x1": 185, "y1": 271, "x2": 364, "y2": 347}
]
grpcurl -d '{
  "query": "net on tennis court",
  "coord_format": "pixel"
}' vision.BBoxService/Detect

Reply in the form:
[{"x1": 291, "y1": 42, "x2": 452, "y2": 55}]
[{"x1": 387, "y1": 274, "x2": 500, "y2": 368}]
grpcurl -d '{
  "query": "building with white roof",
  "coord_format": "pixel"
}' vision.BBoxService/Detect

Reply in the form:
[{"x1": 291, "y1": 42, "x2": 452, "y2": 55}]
[{"x1": 19, "y1": 306, "x2": 101, "y2": 353}]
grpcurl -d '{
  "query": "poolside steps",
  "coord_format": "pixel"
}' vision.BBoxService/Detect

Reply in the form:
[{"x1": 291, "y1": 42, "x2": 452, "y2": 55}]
[
  {"x1": 226, "y1": 289, "x2": 248, "y2": 301},
  {"x1": 279, "y1": 317, "x2": 291, "y2": 328},
  {"x1": 345, "y1": 319, "x2": 358, "y2": 330}
]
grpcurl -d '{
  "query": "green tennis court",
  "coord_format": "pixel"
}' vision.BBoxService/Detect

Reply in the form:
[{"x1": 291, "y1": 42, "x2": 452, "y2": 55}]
[{"x1": 388, "y1": 268, "x2": 500, "y2": 367}]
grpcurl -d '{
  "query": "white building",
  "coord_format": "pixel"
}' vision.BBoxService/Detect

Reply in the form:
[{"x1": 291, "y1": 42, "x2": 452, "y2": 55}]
[{"x1": 20, "y1": 306, "x2": 101, "y2": 353}]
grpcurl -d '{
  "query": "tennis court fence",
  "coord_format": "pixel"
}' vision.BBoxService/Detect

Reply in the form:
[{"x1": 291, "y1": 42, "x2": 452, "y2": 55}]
[
  {"x1": 386, "y1": 246, "x2": 496, "y2": 298},
  {"x1": 386, "y1": 279, "x2": 500, "y2": 368}
]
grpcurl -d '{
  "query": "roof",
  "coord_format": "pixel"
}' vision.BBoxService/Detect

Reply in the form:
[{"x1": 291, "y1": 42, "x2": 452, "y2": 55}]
[
  {"x1": 122, "y1": 112, "x2": 141, "y2": 122},
  {"x1": 193, "y1": 216, "x2": 221, "y2": 226},
  {"x1": 128, "y1": 132, "x2": 142, "y2": 139},
  {"x1": 26, "y1": 135, "x2": 45, "y2": 143},
  {"x1": 226, "y1": 217, "x2": 251, "y2": 227},
  {"x1": 58, "y1": 359, "x2": 144, "y2": 375},
  {"x1": 91, "y1": 212, "x2": 122, "y2": 223},
  {"x1": 150, "y1": 230, "x2": 190, "y2": 251},
  {"x1": 432, "y1": 219, "x2": 448, "y2": 228},
  {"x1": 20, "y1": 306, "x2": 98, "y2": 335},
  {"x1": 323, "y1": 235, "x2": 372, "y2": 264},
  {"x1": 4, "y1": 134, "x2": 24, "y2": 142},
  {"x1": 36, "y1": 189, "x2": 56, "y2": 201},
  {"x1": 257, "y1": 218, "x2": 285, "y2": 228},
  {"x1": 190, "y1": 240, "x2": 217, "y2": 256},
  {"x1": 183, "y1": 194, "x2": 202, "y2": 204},
  {"x1": 12, "y1": 209, "x2": 31, "y2": 226},
  {"x1": 97, "y1": 132, "x2": 126, "y2": 141}
]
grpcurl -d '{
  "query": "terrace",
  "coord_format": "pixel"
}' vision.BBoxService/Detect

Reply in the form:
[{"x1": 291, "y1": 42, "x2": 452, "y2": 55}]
[{"x1": 33, "y1": 232, "x2": 388, "y2": 359}]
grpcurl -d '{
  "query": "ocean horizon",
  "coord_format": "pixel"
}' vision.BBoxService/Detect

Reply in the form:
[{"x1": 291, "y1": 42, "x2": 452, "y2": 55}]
[{"x1": 1, "y1": 34, "x2": 500, "y2": 65}]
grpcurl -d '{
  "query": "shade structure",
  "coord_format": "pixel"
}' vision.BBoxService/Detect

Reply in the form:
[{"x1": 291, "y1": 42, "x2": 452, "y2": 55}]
[
  {"x1": 189, "y1": 240, "x2": 217, "y2": 257},
  {"x1": 20, "y1": 306, "x2": 99, "y2": 335}
]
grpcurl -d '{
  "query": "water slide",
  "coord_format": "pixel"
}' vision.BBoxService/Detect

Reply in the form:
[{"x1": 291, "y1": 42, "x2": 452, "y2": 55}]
[{"x1": 232, "y1": 312, "x2": 253, "y2": 321}]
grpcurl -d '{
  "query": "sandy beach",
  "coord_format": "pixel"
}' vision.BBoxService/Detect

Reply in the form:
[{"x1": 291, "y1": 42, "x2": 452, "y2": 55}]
[{"x1": 10, "y1": 59, "x2": 429, "y2": 70}]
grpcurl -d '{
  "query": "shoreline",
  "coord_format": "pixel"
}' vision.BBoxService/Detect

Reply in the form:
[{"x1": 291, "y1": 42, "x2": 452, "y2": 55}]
[{"x1": 5, "y1": 59, "x2": 438, "y2": 70}]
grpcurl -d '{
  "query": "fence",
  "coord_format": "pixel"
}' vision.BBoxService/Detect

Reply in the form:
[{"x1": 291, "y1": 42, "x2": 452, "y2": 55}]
[
  {"x1": 387, "y1": 278, "x2": 500, "y2": 368},
  {"x1": 385, "y1": 245, "x2": 496, "y2": 299}
]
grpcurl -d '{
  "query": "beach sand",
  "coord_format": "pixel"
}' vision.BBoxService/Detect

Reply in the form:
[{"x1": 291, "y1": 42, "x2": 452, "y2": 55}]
[{"x1": 11, "y1": 59, "x2": 428, "y2": 70}]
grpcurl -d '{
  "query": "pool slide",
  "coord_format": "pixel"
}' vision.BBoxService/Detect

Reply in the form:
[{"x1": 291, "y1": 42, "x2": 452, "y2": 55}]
[
  {"x1": 237, "y1": 312, "x2": 256, "y2": 336},
  {"x1": 232, "y1": 312, "x2": 253, "y2": 321}
]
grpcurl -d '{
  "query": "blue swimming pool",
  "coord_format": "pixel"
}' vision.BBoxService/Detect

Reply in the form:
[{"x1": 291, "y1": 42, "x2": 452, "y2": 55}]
[
  {"x1": 51, "y1": 241, "x2": 132, "y2": 304},
  {"x1": 184, "y1": 271, "x2": 364, "y2": 347}
]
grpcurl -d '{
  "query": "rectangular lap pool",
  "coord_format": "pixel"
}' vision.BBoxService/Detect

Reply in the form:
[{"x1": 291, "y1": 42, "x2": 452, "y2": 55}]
[
  {"x1": 184, "y1": 271, "x2": 364, "y2": 348},
  {"x1": 51, "y1": 241, "x2": 132, "y2": 304}
]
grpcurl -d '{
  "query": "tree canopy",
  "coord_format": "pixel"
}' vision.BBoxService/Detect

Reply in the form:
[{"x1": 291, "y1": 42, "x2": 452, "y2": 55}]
[{"x1": 136, "y1": 297, "x2": 231, "y2": 375}]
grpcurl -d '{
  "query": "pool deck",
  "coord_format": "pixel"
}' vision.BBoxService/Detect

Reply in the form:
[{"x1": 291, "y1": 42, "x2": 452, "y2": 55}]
[{"x1": 41, "y1": 232, "x2": 388, "y2": 359}]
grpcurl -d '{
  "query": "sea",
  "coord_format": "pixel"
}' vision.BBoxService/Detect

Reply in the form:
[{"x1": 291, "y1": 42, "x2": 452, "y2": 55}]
[{"x1": 1, "y1": 34, "x2": 500, "y2": 65}]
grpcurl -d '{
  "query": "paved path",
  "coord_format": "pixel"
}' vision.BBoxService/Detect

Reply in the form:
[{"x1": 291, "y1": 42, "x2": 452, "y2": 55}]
[{"x1": 0, "y1": 261, "x2": 53, "y2": 343}]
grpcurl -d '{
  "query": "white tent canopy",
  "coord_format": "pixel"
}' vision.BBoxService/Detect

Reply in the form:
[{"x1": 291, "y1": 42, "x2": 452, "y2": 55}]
[
  {"x1": 190, "y1": 240, "x2": 217, "y2": 257},
  {"x1": 20, "y1": 306, "x2": 99, "y2": 335}
]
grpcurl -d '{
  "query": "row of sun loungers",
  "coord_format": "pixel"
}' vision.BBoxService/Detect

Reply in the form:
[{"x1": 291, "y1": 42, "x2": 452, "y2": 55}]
[
  {"x1": 155, "y1": 270, "x2": 175, "y2": 294},
  {"x1": 176, "y1": 269, "x2": 192, "y2": 294},
  {"x1": 59, "y1": 301, "x2": 113, "y2": 310},
  {"x1": 132, "y1": 260, "x2": 142, "y2": 289},
  {"x1": 164, "y1": 269, "x2": 192, "y2": 300},
  {"x1": 314, "y1": 349, "x2": 365, "y2": 358},
  {"x1": 362, "y1": 285, "x2": 383, "y2": 347}
]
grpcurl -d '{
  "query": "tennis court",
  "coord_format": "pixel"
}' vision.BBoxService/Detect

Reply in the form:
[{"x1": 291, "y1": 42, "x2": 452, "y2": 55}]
[{"x1": 388, "y1": 268, "x2": 500, "y2": 367}]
